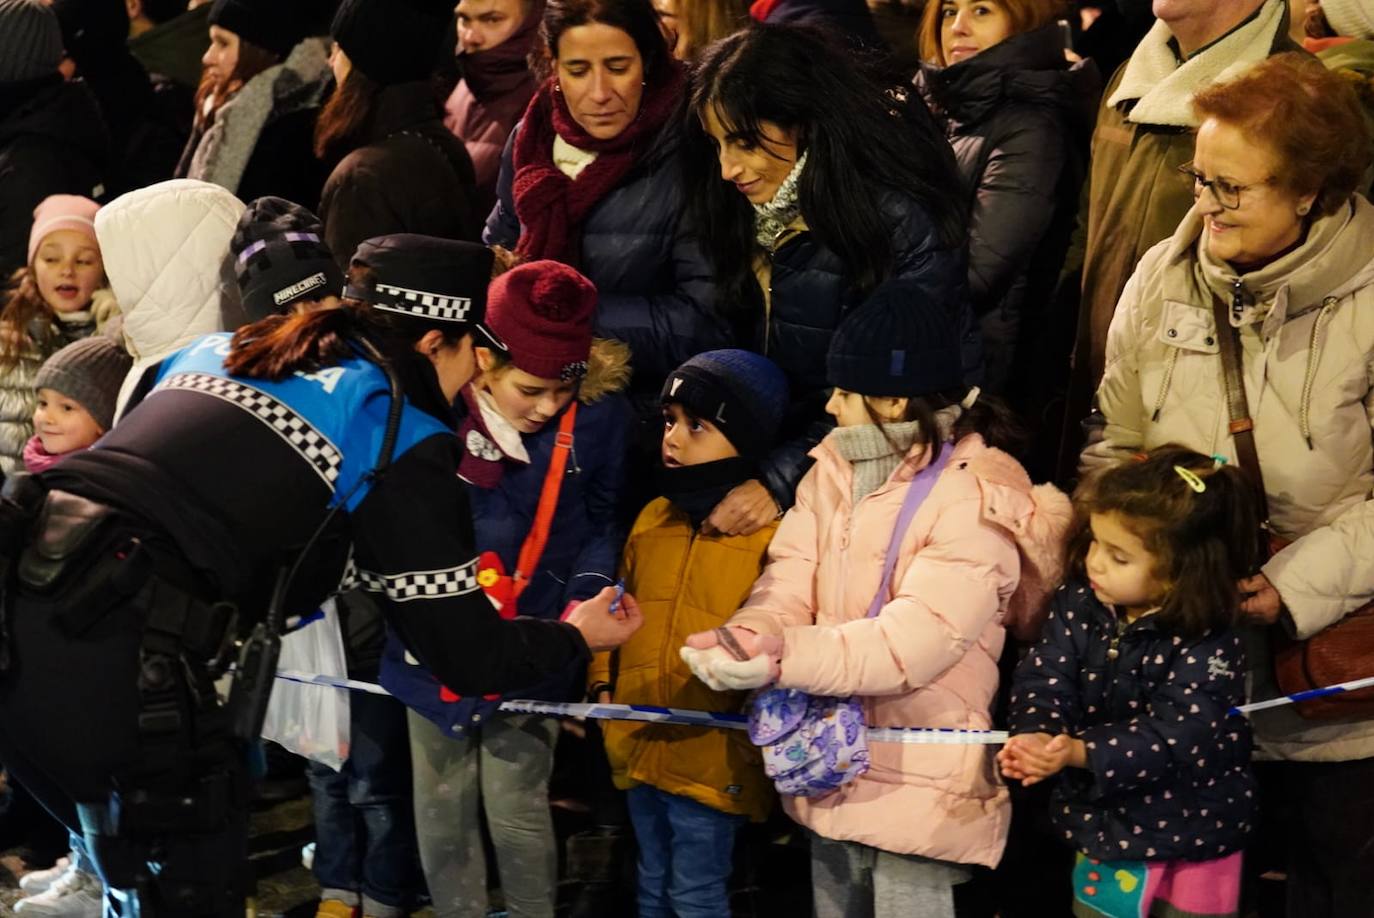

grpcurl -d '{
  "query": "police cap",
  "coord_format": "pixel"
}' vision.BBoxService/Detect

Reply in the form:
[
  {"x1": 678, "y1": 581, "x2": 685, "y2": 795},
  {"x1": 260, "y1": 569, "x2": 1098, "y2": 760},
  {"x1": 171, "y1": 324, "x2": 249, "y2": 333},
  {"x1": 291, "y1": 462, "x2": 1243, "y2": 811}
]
[{"x1": 346, "y1": 235, "x2": 506, "y2": 351}]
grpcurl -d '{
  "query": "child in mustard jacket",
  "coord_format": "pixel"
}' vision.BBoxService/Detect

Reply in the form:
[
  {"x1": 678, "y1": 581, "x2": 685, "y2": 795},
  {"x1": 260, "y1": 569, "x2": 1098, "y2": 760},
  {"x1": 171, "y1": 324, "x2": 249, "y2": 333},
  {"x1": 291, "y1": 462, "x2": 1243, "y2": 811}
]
[{"x1": 587, "y1": 349, "x2": 789, "y2": 918}]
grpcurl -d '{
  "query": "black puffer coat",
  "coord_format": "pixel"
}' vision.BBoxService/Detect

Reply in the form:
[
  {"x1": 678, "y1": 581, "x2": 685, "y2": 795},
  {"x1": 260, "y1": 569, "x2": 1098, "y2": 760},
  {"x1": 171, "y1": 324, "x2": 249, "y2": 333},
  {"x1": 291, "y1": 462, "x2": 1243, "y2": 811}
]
[
  {"x1": 0, "y1": 77, "x2": 109, "y2": 277},
  {"x1": 1008, "y1": 578, "x2": 1256, "y2": 863},
  {"x1": 484, "y1": 123, "x2": 726, "y2": 416},
  {"x1": 916, "y1": 24, "x2": 1099, "y2": 392},
  {"x1": 753, "y1": 190, "x2": 973, "y2": 509}
]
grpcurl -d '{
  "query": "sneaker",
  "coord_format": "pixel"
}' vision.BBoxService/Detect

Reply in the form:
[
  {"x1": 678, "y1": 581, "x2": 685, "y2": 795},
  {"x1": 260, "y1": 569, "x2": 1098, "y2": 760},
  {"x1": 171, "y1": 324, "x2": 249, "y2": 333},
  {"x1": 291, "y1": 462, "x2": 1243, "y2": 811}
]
[
  {"x1": 315, "y1": 900, "x2": 358, "y2": 918},
  {"x1": 18, "y1": 857, "x2": 71, "y2": 894},
  {"x1": 13, "y1": 867, "x2": 102, "y2": 917}
]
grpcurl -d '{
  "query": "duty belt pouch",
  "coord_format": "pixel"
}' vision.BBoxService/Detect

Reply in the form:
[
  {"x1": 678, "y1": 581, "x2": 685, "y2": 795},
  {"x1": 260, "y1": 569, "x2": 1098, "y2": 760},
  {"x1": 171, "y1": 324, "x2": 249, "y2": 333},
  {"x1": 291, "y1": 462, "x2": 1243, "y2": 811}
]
[{"x1": 18, "y1": 491, "x2": 117, "y2": 592}]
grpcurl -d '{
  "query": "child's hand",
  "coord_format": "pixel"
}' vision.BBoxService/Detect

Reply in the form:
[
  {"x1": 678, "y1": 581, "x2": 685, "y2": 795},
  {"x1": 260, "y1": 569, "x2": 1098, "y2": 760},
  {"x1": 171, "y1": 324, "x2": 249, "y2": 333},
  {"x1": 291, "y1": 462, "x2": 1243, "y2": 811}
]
[{"x1": 999, "y1": 733, "x2": 1086, "y2": 786}]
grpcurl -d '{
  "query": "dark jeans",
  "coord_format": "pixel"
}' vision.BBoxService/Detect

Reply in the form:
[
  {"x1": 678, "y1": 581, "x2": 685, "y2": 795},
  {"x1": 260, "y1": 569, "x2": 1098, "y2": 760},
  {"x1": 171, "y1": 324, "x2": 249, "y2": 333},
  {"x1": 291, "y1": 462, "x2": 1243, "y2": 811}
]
[
  {"x1": 1248, "y1": 758, "x2": 1374, "y2": 918},
  {"x1": 625, "y1": 784, "x2": 745, "y2": 918},
  {"x1": 306, "y1": 690, "x2": 420, "y2": 915}
]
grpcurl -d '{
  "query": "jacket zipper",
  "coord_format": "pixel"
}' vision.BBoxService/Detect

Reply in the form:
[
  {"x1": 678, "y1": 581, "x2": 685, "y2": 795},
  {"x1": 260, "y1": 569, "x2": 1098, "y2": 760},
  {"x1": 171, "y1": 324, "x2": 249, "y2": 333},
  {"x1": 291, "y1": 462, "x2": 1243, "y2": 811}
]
[{"x1": 662, "y1": 528, "x2": 698, "y2": 703}]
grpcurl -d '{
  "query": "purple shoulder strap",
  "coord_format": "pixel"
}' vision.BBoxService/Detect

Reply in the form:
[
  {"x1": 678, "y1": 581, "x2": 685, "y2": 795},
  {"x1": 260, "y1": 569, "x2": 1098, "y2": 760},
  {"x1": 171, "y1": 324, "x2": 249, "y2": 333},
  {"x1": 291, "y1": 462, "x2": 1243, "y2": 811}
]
[{"x1": 866, "y1": 444, "x2": 952, "y2": 618}]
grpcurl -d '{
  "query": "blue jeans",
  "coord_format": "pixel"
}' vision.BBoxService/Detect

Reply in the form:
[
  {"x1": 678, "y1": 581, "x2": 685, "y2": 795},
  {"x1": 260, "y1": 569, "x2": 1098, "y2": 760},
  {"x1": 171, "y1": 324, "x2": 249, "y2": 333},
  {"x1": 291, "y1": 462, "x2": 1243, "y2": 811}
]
[
  {"x1": 625, "y1": 784, "x2": 746, "y2": 918},
  {"x1": 306, "y1": 691, "x2": 420, "y2": 916}
]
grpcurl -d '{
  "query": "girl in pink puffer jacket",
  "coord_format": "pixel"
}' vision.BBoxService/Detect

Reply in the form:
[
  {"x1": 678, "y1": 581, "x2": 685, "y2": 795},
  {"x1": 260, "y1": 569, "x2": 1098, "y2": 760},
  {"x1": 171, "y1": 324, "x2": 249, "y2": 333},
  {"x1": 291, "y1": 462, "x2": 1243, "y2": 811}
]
[{"x1": 683, "y1": 286, "x2": 1072, "y2": 918}]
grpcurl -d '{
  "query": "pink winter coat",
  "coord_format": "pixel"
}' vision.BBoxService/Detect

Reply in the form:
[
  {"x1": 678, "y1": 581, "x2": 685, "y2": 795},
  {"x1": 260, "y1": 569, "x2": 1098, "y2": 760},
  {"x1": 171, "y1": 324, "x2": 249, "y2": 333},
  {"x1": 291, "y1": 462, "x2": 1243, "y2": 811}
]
[{"x1": 729, "y1": 432, "x2": 1071, "y2": 867}]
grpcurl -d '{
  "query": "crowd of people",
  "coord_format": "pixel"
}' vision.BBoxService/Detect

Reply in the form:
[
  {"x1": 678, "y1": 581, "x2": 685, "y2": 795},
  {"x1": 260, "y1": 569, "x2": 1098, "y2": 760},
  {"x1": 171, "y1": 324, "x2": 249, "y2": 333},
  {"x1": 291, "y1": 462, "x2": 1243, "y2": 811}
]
[{"x1": 0, "y1": 0, "x2": 1372, "y2": 916}]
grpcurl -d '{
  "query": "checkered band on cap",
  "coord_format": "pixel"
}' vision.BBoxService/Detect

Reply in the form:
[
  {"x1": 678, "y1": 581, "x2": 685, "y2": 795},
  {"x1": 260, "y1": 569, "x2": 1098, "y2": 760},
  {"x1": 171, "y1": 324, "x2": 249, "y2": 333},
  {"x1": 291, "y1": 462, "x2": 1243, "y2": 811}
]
[
  {"x1": 371, "y1": 282, "x2": 473, "y2": 322},
  {"x1": 154, "y1": 373, "x2": 342, "y2": 488},
  {"x1": 339, "y1": 555, "x2": 481, "y2": 603}
]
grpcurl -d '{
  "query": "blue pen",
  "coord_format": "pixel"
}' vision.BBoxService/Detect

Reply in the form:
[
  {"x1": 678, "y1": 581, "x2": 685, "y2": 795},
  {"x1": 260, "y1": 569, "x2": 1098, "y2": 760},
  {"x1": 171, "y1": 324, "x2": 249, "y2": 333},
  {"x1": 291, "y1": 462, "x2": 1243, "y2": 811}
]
[{"x1": 609, "y1": 579, "x2": 625, "y2": 614}]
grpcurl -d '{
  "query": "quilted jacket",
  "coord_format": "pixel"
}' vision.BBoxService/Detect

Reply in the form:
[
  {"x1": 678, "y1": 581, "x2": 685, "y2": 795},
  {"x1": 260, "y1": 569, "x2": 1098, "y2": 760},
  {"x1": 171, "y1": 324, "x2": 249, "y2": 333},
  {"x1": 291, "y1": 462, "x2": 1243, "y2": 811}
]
[
  {"x1": 728, "y1": 431, "x2": 1071, "y2": 865},
  {"x1": 1008, "y1": 578, "x2": 1256, "y2": 862}
]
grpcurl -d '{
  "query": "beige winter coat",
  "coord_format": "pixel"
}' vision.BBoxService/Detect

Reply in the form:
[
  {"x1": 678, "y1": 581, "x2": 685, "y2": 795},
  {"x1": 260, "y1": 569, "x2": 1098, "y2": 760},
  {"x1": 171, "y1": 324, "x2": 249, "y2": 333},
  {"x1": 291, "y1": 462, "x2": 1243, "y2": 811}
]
[{"x1": 1083, "y1": 195, "x2": 1374, "y2": 762}]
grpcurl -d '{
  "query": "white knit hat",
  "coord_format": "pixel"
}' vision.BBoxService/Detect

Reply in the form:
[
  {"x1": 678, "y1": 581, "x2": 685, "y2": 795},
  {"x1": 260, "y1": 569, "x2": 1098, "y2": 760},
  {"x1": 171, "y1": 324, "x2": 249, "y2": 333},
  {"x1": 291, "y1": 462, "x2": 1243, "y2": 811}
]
[{"x1": 1321, "y1": 0, "x2": 1374, "y2": 40}]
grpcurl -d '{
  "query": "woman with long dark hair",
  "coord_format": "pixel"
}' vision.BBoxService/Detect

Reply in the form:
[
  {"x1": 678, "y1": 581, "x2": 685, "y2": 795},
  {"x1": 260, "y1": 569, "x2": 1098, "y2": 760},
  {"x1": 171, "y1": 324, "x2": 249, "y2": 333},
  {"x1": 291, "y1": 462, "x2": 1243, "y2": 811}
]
[
  {"x1": 0, "y1": 234, "x2": 640, "y2": 917},
  {"x1": 483, "y1": 0, "x2": 727, "y2": 450},
  {"x1": 682, "y1": 23, "x2": 976, "y2": 532}
]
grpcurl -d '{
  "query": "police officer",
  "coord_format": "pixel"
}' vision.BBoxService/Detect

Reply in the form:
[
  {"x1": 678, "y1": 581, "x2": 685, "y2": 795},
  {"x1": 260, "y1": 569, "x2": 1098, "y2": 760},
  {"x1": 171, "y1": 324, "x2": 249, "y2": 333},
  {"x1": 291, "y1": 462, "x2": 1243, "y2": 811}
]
[{"x1": 0, "y1": 235, "x2": 642, "y2": 916}]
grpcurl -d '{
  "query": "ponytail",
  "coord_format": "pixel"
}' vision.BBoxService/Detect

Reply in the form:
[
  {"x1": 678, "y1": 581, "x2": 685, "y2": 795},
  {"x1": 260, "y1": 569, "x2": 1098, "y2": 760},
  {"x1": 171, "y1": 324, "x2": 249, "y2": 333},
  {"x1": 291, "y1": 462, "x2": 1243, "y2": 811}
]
[{"x1": 224, "y1": 305, "x2": 365, "y2": 379}]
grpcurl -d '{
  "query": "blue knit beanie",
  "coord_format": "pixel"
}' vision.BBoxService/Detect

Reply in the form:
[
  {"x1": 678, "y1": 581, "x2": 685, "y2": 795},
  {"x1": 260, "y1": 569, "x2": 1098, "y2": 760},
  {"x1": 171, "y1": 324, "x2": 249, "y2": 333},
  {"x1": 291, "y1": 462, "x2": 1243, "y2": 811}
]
[
  {"x1": 827, "y1": 280, "x2": 964, "y2": 398},
  {"x1": 661, "y1": 349, "x2": 790, "y2": 459}
]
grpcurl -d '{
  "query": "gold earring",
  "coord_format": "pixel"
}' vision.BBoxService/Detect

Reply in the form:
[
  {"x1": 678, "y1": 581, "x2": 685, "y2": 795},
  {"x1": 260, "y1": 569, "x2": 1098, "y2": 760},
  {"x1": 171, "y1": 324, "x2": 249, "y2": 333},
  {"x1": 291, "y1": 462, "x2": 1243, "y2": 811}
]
[{"x1": 1298, "y1": 203, "x2": 1311, "y2": 216}]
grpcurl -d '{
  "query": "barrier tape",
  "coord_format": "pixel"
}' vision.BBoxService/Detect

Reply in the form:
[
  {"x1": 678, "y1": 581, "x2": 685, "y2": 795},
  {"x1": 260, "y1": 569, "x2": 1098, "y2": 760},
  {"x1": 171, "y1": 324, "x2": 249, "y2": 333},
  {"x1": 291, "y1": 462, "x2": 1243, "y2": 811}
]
[
  {"x1": 274, "y1": 669, "x2": 1374, "y2": 743},
  {"x1": 274, "y1": 670, "x2": 1009, "y2": 745}
]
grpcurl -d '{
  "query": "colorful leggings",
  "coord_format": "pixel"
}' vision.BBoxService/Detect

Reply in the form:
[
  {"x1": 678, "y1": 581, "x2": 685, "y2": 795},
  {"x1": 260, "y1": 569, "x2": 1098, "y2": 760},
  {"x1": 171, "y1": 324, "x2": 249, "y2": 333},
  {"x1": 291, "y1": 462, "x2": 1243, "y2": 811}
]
[{"x1": 1071, "y1": 851, "x2": 1241, "y2": 918}]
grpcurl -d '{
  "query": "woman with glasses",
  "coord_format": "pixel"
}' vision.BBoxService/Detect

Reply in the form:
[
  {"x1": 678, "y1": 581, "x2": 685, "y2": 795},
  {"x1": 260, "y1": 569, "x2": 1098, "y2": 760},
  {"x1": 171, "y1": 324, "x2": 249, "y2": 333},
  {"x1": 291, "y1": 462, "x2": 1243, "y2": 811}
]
[{"x1": 1082, "y1": 53, "x2": 1374, "y2": 918}]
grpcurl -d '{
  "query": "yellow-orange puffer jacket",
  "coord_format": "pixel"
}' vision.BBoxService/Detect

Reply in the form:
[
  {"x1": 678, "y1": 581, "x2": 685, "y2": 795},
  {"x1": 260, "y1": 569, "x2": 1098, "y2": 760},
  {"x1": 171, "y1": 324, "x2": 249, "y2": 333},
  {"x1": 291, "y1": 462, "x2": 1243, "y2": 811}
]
[{"x1": 587, "y1": 498, "x2": 776, "y2": 821}]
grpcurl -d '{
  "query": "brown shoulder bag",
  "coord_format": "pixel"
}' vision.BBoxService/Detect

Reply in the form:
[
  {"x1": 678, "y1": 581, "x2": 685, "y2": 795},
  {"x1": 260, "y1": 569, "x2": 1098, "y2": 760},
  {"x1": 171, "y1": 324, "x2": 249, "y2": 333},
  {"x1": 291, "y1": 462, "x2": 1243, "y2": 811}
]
[{"x1": 1211, "y1": 293, "x2": 1374, "y2": 720}]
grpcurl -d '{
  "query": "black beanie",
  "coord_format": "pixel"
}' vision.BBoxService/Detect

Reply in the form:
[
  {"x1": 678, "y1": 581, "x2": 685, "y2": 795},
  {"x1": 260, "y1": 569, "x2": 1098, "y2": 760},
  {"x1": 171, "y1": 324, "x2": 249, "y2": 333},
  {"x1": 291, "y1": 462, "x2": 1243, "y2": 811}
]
[
  {"x1": 331, "y1": 0, "x2": 453, "y2": 86},
  {"x1": 209, "y1": 0, "x2": 310, "y2": 58},
  {"x1": 660, "y1": 349, "x2": 790, "y2": 459},
  {"x1": 49, "y1": 0, "x2": 130, "y2": 72},
  {"x1": 827, "y1": 280, "x2": 964, "y2": 398},
  {"x1": 231, "y1": 197, "x2": 344, "y2": 322}
]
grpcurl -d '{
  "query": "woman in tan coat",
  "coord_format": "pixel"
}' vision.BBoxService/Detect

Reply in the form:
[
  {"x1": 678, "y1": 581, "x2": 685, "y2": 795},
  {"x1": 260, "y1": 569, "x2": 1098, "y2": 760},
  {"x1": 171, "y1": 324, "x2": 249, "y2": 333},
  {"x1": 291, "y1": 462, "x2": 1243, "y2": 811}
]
[{"x1": 1083, "y1": 54, "x2": 1374, "y2": 918}]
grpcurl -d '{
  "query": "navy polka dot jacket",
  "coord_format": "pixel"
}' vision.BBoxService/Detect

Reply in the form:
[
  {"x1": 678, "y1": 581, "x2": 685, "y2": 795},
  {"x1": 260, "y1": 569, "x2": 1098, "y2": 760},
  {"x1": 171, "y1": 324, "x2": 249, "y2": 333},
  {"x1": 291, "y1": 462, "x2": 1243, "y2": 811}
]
[{"x1": 1008, "y1": 578, "x2": 1257, "y2": 862}]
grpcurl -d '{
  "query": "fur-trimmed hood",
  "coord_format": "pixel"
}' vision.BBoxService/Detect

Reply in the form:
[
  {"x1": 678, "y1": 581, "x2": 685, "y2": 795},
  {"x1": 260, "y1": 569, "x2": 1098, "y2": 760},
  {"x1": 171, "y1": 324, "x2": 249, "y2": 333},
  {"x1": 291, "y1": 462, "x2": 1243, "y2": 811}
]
[{"x1": 577, "y1": 336, "x2": 631, "y2": 404}]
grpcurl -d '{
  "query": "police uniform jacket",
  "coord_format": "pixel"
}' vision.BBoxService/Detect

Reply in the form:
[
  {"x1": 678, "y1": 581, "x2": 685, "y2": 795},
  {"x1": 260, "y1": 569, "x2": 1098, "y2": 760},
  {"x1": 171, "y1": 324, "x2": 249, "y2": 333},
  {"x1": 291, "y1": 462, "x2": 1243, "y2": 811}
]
[{"x1": 40, "y1": 332, "x2": 589, "y2": 696}]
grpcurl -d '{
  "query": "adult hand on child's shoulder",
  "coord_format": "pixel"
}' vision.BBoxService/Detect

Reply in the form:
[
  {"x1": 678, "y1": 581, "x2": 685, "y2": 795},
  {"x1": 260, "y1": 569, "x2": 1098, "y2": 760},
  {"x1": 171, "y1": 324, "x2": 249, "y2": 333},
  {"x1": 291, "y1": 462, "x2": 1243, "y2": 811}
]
[{"x1": 702, "y1": 480, "x2": 780, "y2": 537}]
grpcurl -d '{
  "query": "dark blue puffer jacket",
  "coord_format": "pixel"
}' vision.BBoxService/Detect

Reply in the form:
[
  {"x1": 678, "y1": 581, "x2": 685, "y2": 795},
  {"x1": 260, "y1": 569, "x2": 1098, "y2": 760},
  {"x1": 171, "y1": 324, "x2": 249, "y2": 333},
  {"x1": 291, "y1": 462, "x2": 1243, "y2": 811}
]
[
  {"x1": 380, "y1": 355, "x2": 633, "y2": 737},
  {"x1": 1008, "y1": 578, "x2": 1256, "y2": 863},
  {"x1": 757, "y1": 190, "x2": 979, "y2": 509},
  {"x1": 484, "y1": 123, "x2": 730, "y2": 416}
]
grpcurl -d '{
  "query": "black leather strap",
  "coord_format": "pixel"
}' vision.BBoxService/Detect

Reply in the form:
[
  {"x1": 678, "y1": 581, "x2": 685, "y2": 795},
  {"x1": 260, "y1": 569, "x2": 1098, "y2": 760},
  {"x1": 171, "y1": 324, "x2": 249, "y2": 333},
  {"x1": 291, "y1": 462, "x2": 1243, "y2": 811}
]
[{"x1": 1211, "y1": 292, "x2": 1270, "y2": 520}]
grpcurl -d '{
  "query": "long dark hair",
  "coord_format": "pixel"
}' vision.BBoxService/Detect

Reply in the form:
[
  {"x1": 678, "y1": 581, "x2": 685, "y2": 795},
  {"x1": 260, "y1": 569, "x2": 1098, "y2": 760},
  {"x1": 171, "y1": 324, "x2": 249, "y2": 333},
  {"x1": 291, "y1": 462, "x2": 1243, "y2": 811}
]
[
  {"x1": 862, "y1": 388, "x2": 1028, "y2": 465},
  {"x1": 684, "y1": 24, "x2": 966, "y2": 312},
  {"x1": 533, "y1": 0, "x2": 672, "y2": 86},
  {"x1": 225, "y1": 266, "x2": 465, "y2": 379},
  {"x1": 1071, "y1": 446, "x2": 1264, "y2": 638}
]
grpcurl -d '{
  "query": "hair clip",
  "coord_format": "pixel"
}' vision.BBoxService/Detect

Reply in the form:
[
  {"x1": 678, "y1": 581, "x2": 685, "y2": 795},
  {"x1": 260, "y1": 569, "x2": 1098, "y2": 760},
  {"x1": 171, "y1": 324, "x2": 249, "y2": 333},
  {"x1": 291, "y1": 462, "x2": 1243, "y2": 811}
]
[
  {"x1": 1174, "y1": 465, "x2": 1206, "y2": 493},
  {"x1": 960, "y1": 386, "x2": 981, "y2": 410},
  {"x1": 1211, "y1": 454, "x2": 1229, "y2": 467}
]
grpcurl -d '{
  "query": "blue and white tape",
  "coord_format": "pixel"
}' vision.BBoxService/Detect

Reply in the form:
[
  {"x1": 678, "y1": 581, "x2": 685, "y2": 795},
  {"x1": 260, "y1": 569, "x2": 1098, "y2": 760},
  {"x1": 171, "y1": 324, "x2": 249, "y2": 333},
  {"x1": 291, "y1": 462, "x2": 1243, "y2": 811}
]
[
  {"x1": 274, "y1": 670, "x2": 1009, "y2": 745},
  {"x1": 274, "y1": 669, "x2": 1374, "y2": 744}
]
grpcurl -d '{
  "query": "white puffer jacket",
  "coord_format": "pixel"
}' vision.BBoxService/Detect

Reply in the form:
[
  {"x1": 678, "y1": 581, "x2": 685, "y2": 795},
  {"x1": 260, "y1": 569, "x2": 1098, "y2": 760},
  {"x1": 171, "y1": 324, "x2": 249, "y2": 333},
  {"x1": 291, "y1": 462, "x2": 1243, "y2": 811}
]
[
  {"x1": 1083, "y1": 195, "x2": 1374, "y2": 762},
  {"x1": 94, "y1": 179, "x2": 246, "y2": 414}
]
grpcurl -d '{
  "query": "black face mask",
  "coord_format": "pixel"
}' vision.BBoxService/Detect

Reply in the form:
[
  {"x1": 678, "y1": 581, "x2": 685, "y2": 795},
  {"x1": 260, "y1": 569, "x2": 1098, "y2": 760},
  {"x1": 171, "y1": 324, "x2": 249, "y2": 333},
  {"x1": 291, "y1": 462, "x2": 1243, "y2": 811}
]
[{"x1": 655, "y1": 457, "x2": 756, "y2": 529}]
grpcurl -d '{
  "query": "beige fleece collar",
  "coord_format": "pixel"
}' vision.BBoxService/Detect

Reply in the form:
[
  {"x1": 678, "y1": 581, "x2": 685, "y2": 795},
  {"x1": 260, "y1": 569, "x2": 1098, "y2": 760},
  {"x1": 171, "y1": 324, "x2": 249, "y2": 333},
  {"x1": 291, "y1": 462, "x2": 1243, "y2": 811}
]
[{"x1": 1107, "y1": 0, "x2": 1285, "y2": 128}]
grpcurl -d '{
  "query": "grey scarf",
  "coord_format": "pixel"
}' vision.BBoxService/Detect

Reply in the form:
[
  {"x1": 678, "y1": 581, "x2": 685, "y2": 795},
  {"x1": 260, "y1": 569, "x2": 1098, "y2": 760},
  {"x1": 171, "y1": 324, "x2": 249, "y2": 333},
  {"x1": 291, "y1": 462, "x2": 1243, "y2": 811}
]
[
  {"x1": 753, "y1": 150, "x2": 809, "y2": 249},
  {"x1": 830, "y1": 421, "x2": 923, "y2": 503}
]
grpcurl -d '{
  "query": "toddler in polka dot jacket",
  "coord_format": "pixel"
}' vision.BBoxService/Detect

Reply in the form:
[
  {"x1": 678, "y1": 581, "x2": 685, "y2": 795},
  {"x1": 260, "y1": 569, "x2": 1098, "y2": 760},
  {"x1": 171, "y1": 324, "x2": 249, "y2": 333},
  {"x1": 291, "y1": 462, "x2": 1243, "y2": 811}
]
[{"x1": 1001, "y1": 446, "x2": 1264, "y2": 918}]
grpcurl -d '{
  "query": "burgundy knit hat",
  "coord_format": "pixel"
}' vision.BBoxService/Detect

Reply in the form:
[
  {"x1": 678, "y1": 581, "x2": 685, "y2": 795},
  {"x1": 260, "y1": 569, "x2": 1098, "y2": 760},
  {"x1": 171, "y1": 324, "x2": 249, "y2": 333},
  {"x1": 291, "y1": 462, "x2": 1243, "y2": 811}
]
[{"x1": 486, "y1": 261, "x2": 597, "y2": 381}]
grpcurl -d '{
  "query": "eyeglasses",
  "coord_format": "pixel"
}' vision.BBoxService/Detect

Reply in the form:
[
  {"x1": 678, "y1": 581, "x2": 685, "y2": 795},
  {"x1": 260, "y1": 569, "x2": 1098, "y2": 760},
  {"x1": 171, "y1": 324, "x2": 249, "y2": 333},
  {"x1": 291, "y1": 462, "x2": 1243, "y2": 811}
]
[{"x1": 1177, "y1": 162, "x2": 1275, "y2": 210}]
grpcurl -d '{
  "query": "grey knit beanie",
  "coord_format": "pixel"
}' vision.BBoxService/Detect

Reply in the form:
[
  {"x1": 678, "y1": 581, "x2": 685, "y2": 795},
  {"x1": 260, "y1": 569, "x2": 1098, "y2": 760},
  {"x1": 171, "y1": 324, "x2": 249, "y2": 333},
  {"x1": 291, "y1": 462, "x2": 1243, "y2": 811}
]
[
  {"x1": 35, "y1": 337, "x2": 134, "y2": 432},
  {"x1": 0, "y1": 0, "x2": 64, "y2": 84}
]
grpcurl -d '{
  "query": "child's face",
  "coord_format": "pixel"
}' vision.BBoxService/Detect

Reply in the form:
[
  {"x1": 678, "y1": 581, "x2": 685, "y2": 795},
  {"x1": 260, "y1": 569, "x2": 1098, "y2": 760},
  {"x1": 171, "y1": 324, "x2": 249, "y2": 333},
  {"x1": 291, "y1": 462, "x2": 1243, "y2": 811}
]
[
  {"x1": 661, "y1": 403, "x2": 738, "y2": 467},
  {"x1": 32, "y1": 231, "x2": 104, "y2": 314},
  {"x1": 34, "y1": 388, "x2": 104, "y2": 455},
  {"x1": 825, "y1": 387, "x2": 909, "y2": 428},
  {"x1": 477, "y1": 352, "x2": 578, "y2": 434},
  {"x1": 1085, "y1": 511, "x2": 1168, "y2": 616}
]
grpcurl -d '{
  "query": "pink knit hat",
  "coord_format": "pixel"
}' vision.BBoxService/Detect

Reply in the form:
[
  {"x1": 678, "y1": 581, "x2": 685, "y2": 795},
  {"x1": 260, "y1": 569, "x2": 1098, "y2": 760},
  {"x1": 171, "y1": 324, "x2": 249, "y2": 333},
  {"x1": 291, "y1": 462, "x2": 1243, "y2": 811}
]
[{"x1": 28, "y1": 195, "x2": 101, "y2": 264}]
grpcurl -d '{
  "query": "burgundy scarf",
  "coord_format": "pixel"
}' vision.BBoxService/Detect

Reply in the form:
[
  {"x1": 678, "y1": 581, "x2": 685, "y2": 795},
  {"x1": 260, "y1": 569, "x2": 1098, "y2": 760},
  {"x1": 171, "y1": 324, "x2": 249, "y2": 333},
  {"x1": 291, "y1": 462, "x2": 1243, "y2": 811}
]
[{"x1": 512, "y1": 62, "x2": 684, "y2": 263}]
